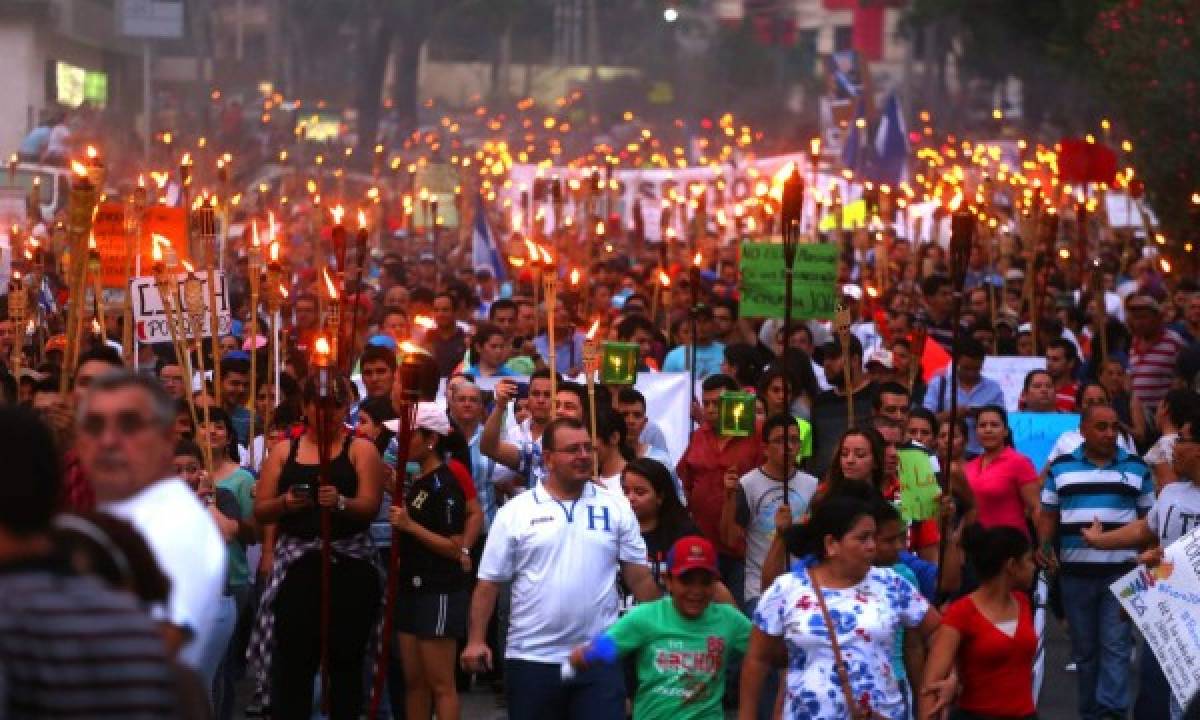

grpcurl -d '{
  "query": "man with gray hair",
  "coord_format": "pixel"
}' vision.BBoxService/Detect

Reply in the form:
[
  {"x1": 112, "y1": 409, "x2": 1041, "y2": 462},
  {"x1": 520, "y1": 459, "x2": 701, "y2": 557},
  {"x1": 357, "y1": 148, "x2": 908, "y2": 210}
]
[{"x1": 75, "y1": 370, "x2": 227, "y2": 681}]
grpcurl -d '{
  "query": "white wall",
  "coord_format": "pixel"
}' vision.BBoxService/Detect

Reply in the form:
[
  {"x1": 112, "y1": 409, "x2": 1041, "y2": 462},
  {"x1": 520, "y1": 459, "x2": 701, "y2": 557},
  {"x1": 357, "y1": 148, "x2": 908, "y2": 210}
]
[{"x1": 0, "y1": 20, "x2": 40, "y2": 155}]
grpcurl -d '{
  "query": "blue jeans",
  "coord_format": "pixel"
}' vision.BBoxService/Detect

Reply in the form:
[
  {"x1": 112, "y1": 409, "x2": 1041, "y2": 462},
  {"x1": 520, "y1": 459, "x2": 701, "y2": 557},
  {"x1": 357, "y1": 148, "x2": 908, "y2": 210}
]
[
  {"x1": 1060, "y1": 573, "x2": 1133, "y2": 720},
  {"x1": 505, "y1": 658, "x2": 625, "y2": 720}
]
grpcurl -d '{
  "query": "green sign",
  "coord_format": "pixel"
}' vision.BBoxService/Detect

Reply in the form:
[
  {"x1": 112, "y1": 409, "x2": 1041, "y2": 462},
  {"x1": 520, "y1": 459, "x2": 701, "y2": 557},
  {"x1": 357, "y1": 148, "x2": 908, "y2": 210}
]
[
  {"x1": 896, "y1": 446, "x2": 941, "y2": 524},
  {"x1": 738, "y1": 242, "x2": 839, "y2": 320}
]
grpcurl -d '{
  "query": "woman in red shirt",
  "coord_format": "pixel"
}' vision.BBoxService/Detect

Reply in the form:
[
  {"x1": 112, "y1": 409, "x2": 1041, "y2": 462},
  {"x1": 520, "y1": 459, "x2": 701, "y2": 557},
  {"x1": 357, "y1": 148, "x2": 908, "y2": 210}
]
[
  {"x1": 920, "y1": 524, "x2": 1037, "y2": 720},
  {"x1": 963, "y1": 405, "x2": 1039, "y2": 537}
]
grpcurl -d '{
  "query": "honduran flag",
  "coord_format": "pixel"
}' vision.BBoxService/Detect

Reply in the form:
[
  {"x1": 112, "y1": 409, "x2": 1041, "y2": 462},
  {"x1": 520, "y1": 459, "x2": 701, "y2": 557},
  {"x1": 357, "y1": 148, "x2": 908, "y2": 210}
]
[{"x1": 471, "y1": 191, "x2": 507, "y2": 282}]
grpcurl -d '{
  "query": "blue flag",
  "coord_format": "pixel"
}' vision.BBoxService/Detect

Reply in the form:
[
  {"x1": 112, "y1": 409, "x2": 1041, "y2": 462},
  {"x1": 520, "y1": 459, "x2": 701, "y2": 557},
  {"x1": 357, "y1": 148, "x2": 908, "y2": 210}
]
[
  {"x1": 471, "y1": 192, "x2": 506, "y2": 283},
  {"x1": 869, "y1": 93, "x2": 908, "y2": 187}
]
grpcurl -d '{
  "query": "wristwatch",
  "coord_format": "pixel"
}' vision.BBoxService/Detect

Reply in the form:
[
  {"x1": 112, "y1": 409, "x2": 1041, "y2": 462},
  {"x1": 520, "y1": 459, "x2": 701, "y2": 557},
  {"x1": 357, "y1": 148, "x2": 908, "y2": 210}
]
[
  {"x1": 336, "y1": 494, "x2": 347, "y2": 512},
  {"x1": 460, "y1": 547, "x2": 470, "y2": 557}
]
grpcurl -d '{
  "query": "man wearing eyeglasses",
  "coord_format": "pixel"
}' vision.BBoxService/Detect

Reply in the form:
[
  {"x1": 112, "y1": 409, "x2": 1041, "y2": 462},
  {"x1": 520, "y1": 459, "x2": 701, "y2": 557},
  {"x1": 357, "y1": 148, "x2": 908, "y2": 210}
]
[
  {"x1": 77, "y1": 370, "x2": 227, "y2": 679},
  {"x1": 462, "y1": 417, "x2": 660, "y2": 720}
]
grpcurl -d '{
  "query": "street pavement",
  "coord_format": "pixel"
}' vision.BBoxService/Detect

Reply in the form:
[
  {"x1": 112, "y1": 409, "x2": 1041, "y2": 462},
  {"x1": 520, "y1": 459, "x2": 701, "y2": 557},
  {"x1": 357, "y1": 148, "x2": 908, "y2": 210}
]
[{"x1": 232, "y1": 612, "x2": 1105, "y2": 718}]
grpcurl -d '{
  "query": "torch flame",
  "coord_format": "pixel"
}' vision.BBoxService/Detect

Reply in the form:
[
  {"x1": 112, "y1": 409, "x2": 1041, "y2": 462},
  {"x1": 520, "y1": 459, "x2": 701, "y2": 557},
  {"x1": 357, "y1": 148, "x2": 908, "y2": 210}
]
[
  {"x1": 269, "y1": 241, "x2": 280, "y2": 263},
  {"x1": 181, "y1": 152, "x2": 192, "y2": 167},
  {"x1": 594, "y1": 220, "x2": 605, "y2": 236},
  {"x1": 331, "y1": 205, "x2": 345, "y2": 225},
  {"x1": 1161, "y1": 258, "x2": 1172, "y2": 274},
  {"x1": 86, "y1": 146, "x2": 98, "y2": 160},
  {"x1": 70, "y1": 160, "x2": 89, "y2": 178},
  {"x1": 693, "y1": 252, "x2": 703, "y2": 267},
  {"x1": 91, "y1": 318, "x2": 101, "y2": 335},
  {"x1": 181, "y1": 260, "x2": 195, "y2": 273},
  {"x1": 509, "y1": 256, "x2": 526, "y2": 268},
  {"x1": 585, "y1": 318, "x2": 600, "y2": 340},
  {"x1": 414, "y1": 315, "x2": 436, "y2": 330},
  {"x1": 151, "y1": 238, "x2": 164, "y2": 263},
  {"x1": 658, "y1": 270, "x2": 671, "y2": 287},
  {"x1": 357, "y1": 209, "x2": 367, "y2": 229},
  {"x1": 279, "y1": 283, "x2": 289, "y2": 299},
  {"x1": 314, "y1": 336, "x2": 331, "y2": 357},
  {"x1": 570, "y1": 268, "x2": 580, "y2": 285},
  {"x1": 137, "y1": 174, "x2": 145, "y2": 188},
  {"x1": 322, "y1": 267, "x2": 338, "y2": 300},
  {"x1": 400, "y1": 341, "x2": 421, "y2": 355},
  {"x1": 539, "y1": 245, "x2": 553, "y2": 264},
  {"x1": 88, "y1": 234, "x2": 97, "y2": 251},
  {"x1": 947, "y1": 190, "x2": 964, "y2": 212},
  {"x1": 251, "y1": 220, "x2": 260, "y2": 247},
  {"x1": 524, "y1": 238, "x2": 539, "y2": 261}
]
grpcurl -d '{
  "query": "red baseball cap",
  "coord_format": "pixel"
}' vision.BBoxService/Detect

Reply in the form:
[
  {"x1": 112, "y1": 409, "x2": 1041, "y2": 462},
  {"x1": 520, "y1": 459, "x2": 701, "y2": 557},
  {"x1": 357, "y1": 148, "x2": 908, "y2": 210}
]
[{"x1": 668, "y1": 535, "x2": 718, "y2": 578}]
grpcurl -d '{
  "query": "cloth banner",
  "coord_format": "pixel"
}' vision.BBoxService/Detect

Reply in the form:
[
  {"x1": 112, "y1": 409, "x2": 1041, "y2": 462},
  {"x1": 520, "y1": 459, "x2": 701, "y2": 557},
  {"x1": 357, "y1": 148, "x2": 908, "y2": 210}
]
[
  {"x1": 1111, "y1": 526, "x2": 1200, "y2": 712},
  {"x1": 471, "y1": 372, "x2": 693, "y2": 468}
]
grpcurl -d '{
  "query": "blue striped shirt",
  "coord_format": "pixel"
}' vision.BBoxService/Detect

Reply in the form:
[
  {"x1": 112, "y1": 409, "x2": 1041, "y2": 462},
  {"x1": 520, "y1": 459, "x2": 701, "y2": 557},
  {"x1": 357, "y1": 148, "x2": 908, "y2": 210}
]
[{"x1": 1042, "y1": 446, "x2": 1154, "y2": 575}]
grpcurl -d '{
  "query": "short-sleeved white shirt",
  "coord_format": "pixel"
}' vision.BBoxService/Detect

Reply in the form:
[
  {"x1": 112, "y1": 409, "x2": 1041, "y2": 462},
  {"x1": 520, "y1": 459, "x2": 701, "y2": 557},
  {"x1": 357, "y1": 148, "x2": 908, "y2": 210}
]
[
  {"x1": 102, "y1": 478, "x2": 227, "y2": 669},
  {"x1": 478, "y1": 481, "x2": 647, "y2": 663}
]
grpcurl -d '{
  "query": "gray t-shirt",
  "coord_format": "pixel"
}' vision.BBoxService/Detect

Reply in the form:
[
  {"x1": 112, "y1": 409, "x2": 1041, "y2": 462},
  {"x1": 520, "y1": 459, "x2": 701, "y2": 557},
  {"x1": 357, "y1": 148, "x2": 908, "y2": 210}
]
[
  {"x1": 1147, "y1": 481, "x2": 1200, "y2": 546},
  {"x1": 735, "y1": 467, "x2": 819, "y2": 602}
]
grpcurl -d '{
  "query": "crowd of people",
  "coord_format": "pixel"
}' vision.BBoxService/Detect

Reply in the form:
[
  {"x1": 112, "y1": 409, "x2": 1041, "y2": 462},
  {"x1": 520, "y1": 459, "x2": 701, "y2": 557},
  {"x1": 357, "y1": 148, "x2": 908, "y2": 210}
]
[{"x1": 3, "y1": 115, "x2": 1200, "y2": 720}]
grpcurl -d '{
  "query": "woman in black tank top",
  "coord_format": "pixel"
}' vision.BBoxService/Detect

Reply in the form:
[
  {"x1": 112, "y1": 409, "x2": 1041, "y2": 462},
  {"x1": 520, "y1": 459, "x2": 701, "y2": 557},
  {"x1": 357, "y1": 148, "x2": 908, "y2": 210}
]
[{"x1": 250, "y1": 372, "x2": 386, "y2": 719}]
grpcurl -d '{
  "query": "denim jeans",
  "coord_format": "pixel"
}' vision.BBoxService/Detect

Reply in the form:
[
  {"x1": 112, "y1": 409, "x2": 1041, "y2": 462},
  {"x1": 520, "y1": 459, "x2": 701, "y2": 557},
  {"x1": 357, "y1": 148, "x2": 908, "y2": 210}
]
[
  {"x1": 1060, "y1": 573, "x2": 1132, "y2": 720},
  {"x1": 505, "y1": 658, "x2": 625, "y2": 720},
  {"x1": 197, "y1": 594, "x2": 238, "y2": 702}
]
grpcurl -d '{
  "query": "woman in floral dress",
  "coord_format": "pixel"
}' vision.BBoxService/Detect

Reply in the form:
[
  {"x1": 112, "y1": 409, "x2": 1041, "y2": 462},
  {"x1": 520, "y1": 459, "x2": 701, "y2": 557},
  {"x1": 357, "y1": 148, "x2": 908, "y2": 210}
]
[{"x1": 738, "y1": 496, "x2": 942, "y2": 720}]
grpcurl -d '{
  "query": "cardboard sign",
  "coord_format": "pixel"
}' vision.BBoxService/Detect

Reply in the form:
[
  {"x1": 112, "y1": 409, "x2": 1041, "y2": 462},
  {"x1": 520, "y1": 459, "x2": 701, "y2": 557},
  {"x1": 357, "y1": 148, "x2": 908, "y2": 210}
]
[
  {"x1": 897, "y1": 445, "x2": 940, "y2": 524},
  {"x1": 1009, "y1": 412, "x2": 1080, "y2": 472},
  {"x1": 1111, "y1": 526, "x2": 1200, "y2": 711},
  {"x1": 738, "y1": 242, "x2": 839, "y2": 320},
  {"x1": 130, "y1": 270, "x2": 230, "y2": 343}
]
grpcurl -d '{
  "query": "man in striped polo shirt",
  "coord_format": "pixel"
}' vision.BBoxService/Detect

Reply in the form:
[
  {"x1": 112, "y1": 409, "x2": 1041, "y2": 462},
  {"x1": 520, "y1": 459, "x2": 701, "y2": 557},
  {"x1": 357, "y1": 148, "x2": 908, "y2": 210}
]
[
  {"x1": 1038, "y1": 404, "x2": 1154, "y2": 720},
  {"x1": 1128, "y1": 292, "x2": 1189, "y2": 424}
]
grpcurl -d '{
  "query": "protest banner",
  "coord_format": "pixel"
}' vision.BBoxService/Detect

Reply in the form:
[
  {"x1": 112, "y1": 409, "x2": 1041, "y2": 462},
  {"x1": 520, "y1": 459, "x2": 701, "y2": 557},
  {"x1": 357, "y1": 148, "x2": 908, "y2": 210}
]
[
  {"x1": 1111, "y1": 525, "x2": 1200, "y2": 711},
  {"x1": 1009, "y1": 412, "x2": 1080, "y2": 471},
  {"x1": 471, "y1": 372, "x2": 693, "y2": 466},
  {"x1": 982, "y1": 355, "x2": 1046, "y2": 412},
  {"x1": 131, "y1": 270, "x2": 230, "y2": 343},
  {"x1": 897, "y1": 445, "x2": 941, "y2": 523},
  {"x1": 91, "y1": 202, "x2": 128, "y2": 289},
  {"x1": 738, "y1": 242, "x2": 839, "y2": 320}
]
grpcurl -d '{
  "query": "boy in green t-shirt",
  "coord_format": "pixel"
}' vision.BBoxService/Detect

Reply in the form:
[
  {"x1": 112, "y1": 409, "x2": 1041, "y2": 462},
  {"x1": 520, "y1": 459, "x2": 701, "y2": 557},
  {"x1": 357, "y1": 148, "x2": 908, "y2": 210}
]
[{"x1": 568, "y1": 536, "x2": 751, "y2": 720}]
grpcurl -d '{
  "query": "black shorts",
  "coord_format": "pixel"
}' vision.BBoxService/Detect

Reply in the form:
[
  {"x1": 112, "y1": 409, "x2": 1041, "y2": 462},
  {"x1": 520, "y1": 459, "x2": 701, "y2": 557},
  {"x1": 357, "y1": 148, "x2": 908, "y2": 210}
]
[{"x1": 395, "y1": 590, "x2": 468, "y2": 639}]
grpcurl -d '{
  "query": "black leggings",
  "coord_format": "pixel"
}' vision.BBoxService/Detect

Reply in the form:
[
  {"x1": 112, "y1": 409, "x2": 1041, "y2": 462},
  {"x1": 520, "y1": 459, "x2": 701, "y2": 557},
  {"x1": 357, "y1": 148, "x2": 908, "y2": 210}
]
[{"x1": 270, "y1": 550, "x2": 380, "y2": 720}]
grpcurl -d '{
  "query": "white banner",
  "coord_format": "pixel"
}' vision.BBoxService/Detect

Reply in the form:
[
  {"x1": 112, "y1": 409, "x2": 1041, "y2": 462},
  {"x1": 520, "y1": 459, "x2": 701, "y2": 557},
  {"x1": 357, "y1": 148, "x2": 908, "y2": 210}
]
[
  {"x1": 470, "y1": 371, "x2": 694, "y2": 468},
  {"x1": 1111, "y1": 526, "x2": 1200, "y2": 712},
  {"x1": 131, "y1": 271, "x2": 231, "y2": 344},
  {"x1": 982, "y1": 355, "x2": 1046, "y2": 413}
]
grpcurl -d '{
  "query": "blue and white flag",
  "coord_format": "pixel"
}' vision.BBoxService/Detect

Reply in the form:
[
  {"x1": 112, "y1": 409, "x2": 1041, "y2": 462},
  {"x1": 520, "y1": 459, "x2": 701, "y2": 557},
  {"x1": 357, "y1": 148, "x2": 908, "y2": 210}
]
[
  {"x1": 870, "y1": 93, "x2": 908, "y2": 187},
  {"x1": 471, "y1": 192, "x2": 506, "y2": 282}
]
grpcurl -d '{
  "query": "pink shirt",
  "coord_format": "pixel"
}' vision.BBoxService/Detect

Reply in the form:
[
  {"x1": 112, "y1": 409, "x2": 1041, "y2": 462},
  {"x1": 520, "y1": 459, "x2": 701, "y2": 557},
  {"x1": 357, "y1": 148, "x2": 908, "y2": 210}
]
[{"x1": 964, "y1": 446, "x2": 1039, "y2": 537}]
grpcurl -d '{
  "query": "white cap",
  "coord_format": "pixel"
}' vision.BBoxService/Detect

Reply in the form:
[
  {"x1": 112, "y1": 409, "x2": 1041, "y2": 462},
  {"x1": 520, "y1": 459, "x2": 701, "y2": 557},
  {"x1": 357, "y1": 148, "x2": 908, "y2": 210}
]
[
  {"x1": 384, "y1": 402, "x2": 452, "y2": 436},
  {"x1": 865, "y1": 348, "x2": 894, "y2": 369},
  {"x1": 841, "y1": 284, "x2": 863, "y2": 301}
]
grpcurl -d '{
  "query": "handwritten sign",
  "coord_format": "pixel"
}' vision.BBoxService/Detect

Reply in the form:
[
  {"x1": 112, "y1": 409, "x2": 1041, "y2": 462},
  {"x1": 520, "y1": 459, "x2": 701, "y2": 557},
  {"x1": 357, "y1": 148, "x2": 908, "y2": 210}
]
[
  {"x1": 738, "y1": 242, "x2": 839, "y2": 320},
  {"x1": 1009, "y1": 412, "x2": 1080, "y2": 472},
  {"x1": 91, "y1": 202, "x2": 130, "y2": 289},
  {"x1": 130, "y1": 271, "x2": 230, "y2": 343},
  {"x1": 982, "y1": 356, "x2": 1047, "y2": 413},
  {"x1": 897, "y1": 445, "x2": 940, "y2": 524},
  {"x1": 1111, "y1": 526, "x2": 1200, "y2": 711}
]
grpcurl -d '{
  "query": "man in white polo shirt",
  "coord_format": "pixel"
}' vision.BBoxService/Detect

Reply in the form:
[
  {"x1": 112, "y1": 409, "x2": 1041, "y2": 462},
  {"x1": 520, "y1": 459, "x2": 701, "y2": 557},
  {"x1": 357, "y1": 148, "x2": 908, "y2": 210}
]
[{"x1": 462, "y1": 417, "x2": 660, "y2": 720}]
